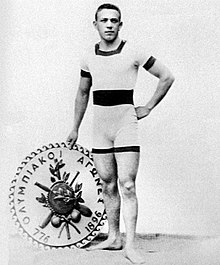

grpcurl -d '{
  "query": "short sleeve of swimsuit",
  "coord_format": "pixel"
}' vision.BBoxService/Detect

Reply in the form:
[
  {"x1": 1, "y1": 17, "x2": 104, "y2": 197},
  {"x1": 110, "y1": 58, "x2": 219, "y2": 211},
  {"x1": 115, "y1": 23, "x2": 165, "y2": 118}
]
[
  {"x1": 134, "y1": 46, "x2": 156, "y2": 71},
  {"x1": 80, "y1": 50, "x2": 92, "y2": 78}
]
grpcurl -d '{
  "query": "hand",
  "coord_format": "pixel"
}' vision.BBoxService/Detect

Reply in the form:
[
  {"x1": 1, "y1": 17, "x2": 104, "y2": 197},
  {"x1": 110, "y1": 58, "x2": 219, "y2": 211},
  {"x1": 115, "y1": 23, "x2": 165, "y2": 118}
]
[
  {"x1": 66, "y1": 130, "x2": 78, "y2": 149},
  {"x1": 135, "y1": 106, "x2": 151, "y2": 120}
]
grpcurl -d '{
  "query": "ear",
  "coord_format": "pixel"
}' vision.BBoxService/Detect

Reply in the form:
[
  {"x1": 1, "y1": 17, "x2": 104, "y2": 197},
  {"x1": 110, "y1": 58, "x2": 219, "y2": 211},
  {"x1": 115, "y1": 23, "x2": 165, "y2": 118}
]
[
  {"x1": 118, "y1": 21, "x2": 123, "y2": 31},
  {"x1": 93, "y1": 21, "x2": 97, "y2": 30}
]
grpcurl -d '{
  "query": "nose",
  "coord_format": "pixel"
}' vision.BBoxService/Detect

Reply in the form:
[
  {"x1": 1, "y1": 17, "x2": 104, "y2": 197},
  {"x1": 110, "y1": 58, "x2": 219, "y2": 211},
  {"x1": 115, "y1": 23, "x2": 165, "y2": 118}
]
[{"x1": 106, "y1": 20, "x2": 113, "y2": 28}]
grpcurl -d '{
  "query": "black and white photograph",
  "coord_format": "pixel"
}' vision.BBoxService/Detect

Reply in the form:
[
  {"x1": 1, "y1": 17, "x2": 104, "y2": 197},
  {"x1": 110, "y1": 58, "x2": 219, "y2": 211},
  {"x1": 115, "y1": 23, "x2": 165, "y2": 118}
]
[{"x1": 1, "y1": 0, "x2": 220, "y2": 264}]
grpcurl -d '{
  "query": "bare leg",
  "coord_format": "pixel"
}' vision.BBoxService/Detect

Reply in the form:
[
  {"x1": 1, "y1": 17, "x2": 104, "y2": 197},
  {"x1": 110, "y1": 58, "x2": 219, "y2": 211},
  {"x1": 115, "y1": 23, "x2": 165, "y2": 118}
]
[
  {"x1": 116, "y1": 152, "x2": 145, "y2": 264},
  {"x1": 87, "y1": 153, "x2": 122, "y2": 250}
]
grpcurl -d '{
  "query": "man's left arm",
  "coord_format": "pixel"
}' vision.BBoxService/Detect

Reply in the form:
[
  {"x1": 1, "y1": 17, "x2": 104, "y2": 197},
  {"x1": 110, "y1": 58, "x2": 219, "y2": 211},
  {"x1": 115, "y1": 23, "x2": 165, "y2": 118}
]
[{"x1": 135, "y1": 60, "x2": 175, "y2": 120}]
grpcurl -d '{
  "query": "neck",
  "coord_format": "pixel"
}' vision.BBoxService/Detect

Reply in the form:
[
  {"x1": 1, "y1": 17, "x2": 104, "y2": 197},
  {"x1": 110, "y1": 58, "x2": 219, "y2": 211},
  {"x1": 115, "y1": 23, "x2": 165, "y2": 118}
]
[{"x1": 99, "y1": 37, "x2": 122, "y2": 51}]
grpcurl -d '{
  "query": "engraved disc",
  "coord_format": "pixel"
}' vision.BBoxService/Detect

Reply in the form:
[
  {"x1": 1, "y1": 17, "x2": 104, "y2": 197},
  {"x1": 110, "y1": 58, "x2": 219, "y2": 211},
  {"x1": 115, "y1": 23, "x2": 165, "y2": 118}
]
[{"x1": 9, "y1": 142, "x2": 106, "y2": 249}]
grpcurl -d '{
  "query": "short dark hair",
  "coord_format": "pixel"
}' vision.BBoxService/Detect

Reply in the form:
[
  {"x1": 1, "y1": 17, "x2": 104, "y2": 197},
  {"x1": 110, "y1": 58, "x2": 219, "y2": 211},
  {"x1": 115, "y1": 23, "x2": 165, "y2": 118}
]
[{"x1": 95, "y1": 3, "x2": 121, "y2": 21}]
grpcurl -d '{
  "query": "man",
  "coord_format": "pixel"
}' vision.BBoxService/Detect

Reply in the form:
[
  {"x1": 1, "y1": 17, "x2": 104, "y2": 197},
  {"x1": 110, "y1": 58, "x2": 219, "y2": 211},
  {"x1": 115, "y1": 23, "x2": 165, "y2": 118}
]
[{"x1": 67, "y1": 3, "x2": 174, "y2": 264}]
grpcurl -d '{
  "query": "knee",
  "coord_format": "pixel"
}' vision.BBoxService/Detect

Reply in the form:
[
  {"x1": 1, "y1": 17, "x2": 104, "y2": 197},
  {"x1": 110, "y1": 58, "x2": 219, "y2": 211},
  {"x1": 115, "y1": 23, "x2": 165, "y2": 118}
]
[
  {"x1": 119, "y1": 177, "x2": 136, "y2": 198},
  {"x1": 103, "y1": 180, "x2": 118, "y2": 195},
  {"x1": 99, "y1": 173, "x2": 118, "y2": 194}
]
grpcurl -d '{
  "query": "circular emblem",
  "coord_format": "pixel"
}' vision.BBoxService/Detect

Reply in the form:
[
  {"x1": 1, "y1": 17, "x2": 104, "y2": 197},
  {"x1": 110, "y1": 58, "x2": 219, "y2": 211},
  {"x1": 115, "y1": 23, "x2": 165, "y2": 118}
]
[{"x1": 9, "y1": 142, "x2": 107, "y2": 249}]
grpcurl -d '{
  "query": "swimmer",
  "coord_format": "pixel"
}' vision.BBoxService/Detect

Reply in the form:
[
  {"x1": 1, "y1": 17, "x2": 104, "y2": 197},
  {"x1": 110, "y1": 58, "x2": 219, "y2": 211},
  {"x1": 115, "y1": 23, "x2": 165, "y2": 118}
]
[{"x1": 67, "y1": 3, "x2": 175, "y2": 264}]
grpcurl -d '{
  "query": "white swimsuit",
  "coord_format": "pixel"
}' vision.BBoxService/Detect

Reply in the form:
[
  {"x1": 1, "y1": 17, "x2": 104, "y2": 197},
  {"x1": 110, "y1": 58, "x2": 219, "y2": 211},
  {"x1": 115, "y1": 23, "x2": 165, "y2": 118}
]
[{"x1": 80, "y1": 40, "x2": 156, "y2": 154}]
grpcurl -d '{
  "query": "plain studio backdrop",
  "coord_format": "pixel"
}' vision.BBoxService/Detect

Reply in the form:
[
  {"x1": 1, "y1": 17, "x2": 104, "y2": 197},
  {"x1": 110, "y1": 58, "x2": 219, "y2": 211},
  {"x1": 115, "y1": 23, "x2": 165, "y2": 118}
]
[{"x1": 1, "y1": 2, "x2": 220, "y2": 259}]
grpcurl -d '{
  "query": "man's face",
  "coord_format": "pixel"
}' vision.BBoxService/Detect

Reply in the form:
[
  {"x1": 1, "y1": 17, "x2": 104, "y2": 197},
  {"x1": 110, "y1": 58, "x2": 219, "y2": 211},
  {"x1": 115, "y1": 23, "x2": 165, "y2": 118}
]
[{"x1": 94, "y1": 9, "x2": 122, "y2": 42}]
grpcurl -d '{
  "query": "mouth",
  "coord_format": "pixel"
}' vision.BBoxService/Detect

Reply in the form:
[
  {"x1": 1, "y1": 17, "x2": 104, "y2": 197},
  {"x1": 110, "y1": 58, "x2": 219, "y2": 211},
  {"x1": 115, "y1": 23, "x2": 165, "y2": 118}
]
[{"x1": 105, "y1": 31, "x2": 114, "y2": 34}]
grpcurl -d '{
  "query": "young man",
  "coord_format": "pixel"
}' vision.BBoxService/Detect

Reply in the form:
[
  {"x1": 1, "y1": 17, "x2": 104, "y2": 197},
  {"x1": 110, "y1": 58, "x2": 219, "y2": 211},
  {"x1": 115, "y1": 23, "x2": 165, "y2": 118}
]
[{"x1": 67, "y1": 3, "x2": 174, "y2": 264}]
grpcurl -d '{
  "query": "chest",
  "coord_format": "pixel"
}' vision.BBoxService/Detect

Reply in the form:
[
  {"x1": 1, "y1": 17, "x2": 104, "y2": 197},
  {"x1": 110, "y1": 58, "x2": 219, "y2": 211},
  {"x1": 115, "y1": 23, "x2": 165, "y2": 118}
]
[{"x1": 88, "y1": 52, "x2": 138, "y2": 76}]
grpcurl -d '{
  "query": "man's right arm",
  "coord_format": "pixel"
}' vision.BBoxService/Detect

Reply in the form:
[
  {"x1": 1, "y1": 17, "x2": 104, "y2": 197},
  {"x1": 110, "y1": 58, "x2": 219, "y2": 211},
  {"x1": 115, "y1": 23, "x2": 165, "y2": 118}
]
[{"x1": 67, "y1": 76, "x2": 92, "y2": 148}]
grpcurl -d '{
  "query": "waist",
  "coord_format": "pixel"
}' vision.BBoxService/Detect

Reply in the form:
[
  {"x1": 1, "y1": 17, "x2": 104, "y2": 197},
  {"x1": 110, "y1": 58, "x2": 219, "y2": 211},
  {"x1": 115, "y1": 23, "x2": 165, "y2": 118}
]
[{"x1": 93, "y1": 89, "x2": 134, "y2": 106}]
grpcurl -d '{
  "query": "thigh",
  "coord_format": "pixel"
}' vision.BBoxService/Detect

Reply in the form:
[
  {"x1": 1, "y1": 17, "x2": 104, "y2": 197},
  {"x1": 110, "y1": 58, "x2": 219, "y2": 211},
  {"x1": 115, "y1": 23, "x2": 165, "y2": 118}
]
[
  {"x1": 93, "y1": 153, "x2": 118, "y2": 183},
  {"x1": 115, "y1": 152, "x2": 140, "y2": 182},
  {"x1": 114, "y1": 106, "x2": 139, "y2": 149}
]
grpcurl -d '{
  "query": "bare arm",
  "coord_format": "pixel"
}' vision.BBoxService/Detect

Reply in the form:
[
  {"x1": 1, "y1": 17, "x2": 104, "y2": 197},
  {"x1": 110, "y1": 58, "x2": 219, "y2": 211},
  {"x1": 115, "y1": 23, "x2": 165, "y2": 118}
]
[
  {"x1": 67, "y1": 76, "x2": 92, "y2": 148},
  {"x1": 135, "y1": 60, "x2": 175, "y2": 120}
]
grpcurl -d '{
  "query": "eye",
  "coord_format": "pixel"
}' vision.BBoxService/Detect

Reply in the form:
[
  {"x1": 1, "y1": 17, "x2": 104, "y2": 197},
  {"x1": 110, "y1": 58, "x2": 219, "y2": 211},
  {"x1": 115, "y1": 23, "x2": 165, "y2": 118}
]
[
  {"x1": 111, "y1": 19, "x2": 119, "y2": 23},
  {"x1": 101, "y1": 18, "x2": 108, "y2": 23}
]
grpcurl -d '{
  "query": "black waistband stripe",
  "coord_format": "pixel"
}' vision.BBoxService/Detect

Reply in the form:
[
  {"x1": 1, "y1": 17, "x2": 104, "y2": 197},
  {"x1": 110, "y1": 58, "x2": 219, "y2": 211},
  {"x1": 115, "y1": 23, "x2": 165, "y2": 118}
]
[
  {"x1": 93, "y1": 89, "x2": 134, "y2": 106},
  {"x1": 92, "y1": 146, "x2": 140, "y2": 154}
]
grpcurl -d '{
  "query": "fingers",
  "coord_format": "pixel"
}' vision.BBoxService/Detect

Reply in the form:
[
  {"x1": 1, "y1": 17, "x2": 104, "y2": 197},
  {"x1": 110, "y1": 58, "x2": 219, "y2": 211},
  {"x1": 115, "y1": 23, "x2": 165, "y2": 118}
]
[
  {"x1": 67, "y1": 141, "x2": 75, "y2": 150},
  {"x1": 66, "y1": 138, "x2": 76, "y2": 150},
  {"x1": 135, "y1": 107, "x2": 144, "y2": 120},
  {"x1": 137, "y1": 114, "x2": 145, "y2": 120},
  {"x1": 66, "y1": 130, "x2": 78, "y2": 149},
  {"x1": 135, "y1": 106, "x2": 151, "y2": 120},
  {"x1": 136, "y1": 111, "x2": 148, "y2": 120}
]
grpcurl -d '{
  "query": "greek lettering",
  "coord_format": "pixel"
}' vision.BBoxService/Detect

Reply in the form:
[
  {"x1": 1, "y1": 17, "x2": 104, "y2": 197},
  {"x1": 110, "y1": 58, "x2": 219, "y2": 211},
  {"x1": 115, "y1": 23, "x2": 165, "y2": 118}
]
[
  {"x1": 48, "y1": 152, "x2": 55, "y2": 160},
  {"x1": 38, "y1": 157, "x2": 46, "y2": 165},
  {"x1": 77, "y1": 156, "x2": 84, "y2": 164},
  {"x1": 97, "y1": 188, "x2": 102, "y2": 195},
  {"x1": 17, "y1": 199, "x2": 25, "y2": 204},
  {"x1": 22, "y1": 175, "x2": 30, "y2": 184},
  {"x1": 19, "y1": 206, "x2": 27, "y2": 213},
  {"x1": 85, "y1": 161, "x2": 93, "y2": 168},
  {"x1": 32, "y1": 164, "x2": 39, "y2": 171},
  {"x1": 97, "y1": 198, "x2": 104, "y2": 204},
  {"x1": 95, "y1": 178, "x2": 102, "y2": 186},
  {"x1": 90, "y1": 168, "x2": 98, "y2": 178},
  {"x1": 18, "y1": 186, "x2": 26, "y2": 195}
]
